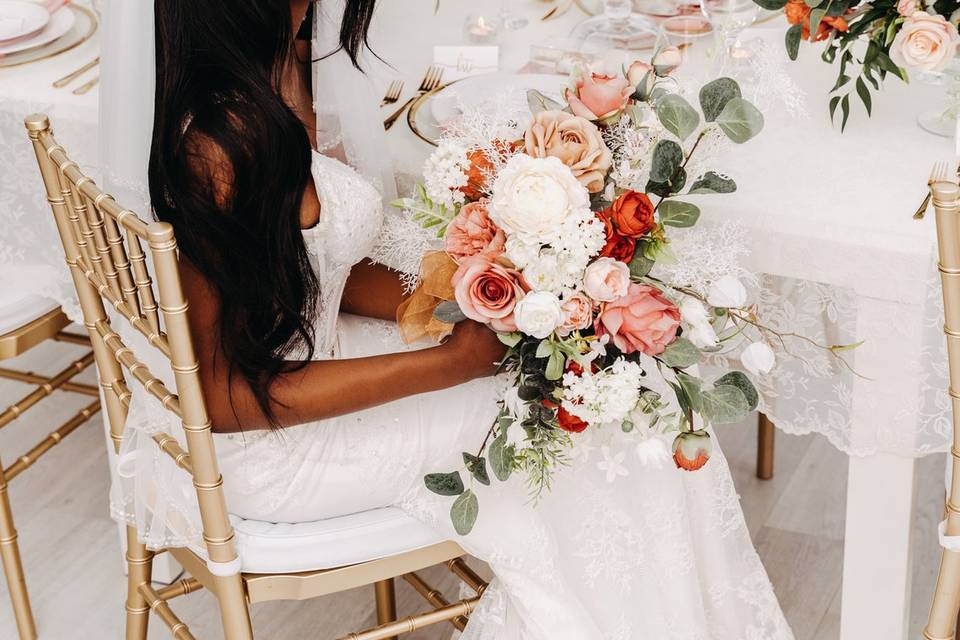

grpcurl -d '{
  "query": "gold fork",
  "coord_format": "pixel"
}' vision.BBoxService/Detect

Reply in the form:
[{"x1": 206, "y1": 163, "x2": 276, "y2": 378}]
[
  {"x1": 381, "y1": 79, "x2": 405, "y2": 107},
  {"x1": 383, "y1": 66, "x2": 444, "y2": 131},
  {"x1": 916, "y1": 160, "x2": 952, "y2": 219}
]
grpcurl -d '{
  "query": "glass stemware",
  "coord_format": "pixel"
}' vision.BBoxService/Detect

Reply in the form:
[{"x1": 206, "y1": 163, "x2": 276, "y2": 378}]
[
  {"x1": 573, "y1": 0, "x2": 659, "y2": 52},
  {"x1": 700, "y1": 0, "x2": 759, "y2": 73},
  {"x1": 500, "y1": 0, "x2": 530, "y2": 31}
]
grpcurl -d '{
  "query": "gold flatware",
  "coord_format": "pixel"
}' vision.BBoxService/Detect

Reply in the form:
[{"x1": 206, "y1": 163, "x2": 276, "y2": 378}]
[
  {"x1": 381, "y1": 79, "x2": 404, "y2": 107},
  {"x1": 384, "y1": 65, "x2": 443, "y2": 131},
  {"x1": 542, "y1": 0, "x2": 574, "y2": 20},
  {"x1": 916, "y1": 160, "x2": 952, "y2": 220},
  {"x1": 52, "y1": 56, "x2": 99, "y2": 88},
  {"x1": 71, "y1": 75, "x2": 98, "y2": 95}
]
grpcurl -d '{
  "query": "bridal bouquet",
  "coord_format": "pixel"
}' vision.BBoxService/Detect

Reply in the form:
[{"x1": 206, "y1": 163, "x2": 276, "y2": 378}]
[
  {"x1": 755, "y1": 0, "x2": 960, "y2": 128},
  {"x1": 391, "y1": 59, "x2": 830, "y2": 535}
]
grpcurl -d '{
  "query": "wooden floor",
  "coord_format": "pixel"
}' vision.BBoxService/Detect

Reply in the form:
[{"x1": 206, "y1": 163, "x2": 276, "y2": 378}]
[{"x1": 0, "y1": 337, "x2": 945, "y2": 639}]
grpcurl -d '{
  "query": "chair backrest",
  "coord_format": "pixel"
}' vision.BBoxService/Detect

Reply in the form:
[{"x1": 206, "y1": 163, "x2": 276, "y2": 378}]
[{"x1": 24, "y1": 113, "x2": 240, "y2": 568}]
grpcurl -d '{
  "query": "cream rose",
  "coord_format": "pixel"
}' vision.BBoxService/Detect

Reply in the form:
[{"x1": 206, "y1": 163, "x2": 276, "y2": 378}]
[
  {"x1": 490, "y1": 154, "x2": 590, "y2": 241},
  {"x1": 524, "y1": 111, "x2": 612, "y2": 194},
  {"x1": 890, "y1": 11, "x2": 960, "y2": 72},
  {"x1": 514, "y1": 291, "x2": 564, "y2": 339},
  {"x1": 583, "y1": 257, "x2": 631, "y2": 302}
]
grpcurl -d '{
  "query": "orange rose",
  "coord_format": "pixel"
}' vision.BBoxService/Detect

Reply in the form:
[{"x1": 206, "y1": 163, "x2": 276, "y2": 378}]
[
  {"x1": 785, "y1": 0, "x2": 849, "y2": 41},
  {"x1": 606, "y1": 191, "x2": 655, "y2": 238},
  {"x1": 543, "y1": 398, "x2": 589, "y2": 433},
  {"x1": 596, "y1": 211, "x2": 637, "y2": 263},
  {"x1": 461, "y1": 140, "x2": 518, "y2": 201}
]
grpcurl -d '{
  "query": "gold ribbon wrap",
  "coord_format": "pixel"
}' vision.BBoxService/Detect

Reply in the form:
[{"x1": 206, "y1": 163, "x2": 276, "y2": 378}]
[{"x1": 397, "y1": 251, "x2": 459, "y2": 343}]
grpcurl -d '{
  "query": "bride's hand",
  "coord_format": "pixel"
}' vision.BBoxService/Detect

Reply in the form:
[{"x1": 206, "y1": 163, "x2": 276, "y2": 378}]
[{"x1": 441, "y1": 320, "x2": 508, "y2": 380}]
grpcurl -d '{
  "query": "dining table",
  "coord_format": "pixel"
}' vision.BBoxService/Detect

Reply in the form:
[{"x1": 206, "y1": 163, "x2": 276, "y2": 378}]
[{"x1": 0, "y1": 0, "x2": 955, "y2": 637}]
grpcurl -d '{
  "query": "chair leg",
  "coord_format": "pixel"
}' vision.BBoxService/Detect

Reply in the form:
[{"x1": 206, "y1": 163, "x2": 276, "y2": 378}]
[
  {"x1": 213, "y1": 573, "x2": 255, "y2": 640},
  {"x1": 0, "y1": 457, "x2": 35, "y2": 640},
  {"x1": 374, "y1": 579, "x2": 398, "y2": 640},
  {"x1": 124, "y1": 526, "x2": 154, "y2": 640},
  {"x1": 756, "y1": 413, "x2": 775, "y2": 480}
]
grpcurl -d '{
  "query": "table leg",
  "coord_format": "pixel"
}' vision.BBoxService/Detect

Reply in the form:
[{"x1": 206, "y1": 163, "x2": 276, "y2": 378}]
[{"x1": 840, "y1": 453, "x2": 918, "y2": 640}]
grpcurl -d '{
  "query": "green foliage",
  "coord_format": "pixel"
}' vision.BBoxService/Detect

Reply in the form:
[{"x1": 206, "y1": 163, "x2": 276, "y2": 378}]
[
  {"x1": 701, "y1": 384, "x2": 751, "y2": 424},
  {"x1": 424, "y1": 471, "x2": 464, "y2": 496},
  {"x1": 433, "y1": 300, "x2": 467, "y2": 324},
  {"x1": 656, "y1": 94, "x2": 701, "y2": 141},
  {"x1": 785, "y1": 23, "x2": 802, "y2": 60},
  {"x1": 527, "y1": 89, "x2": 563, "y2": 115},
  {"x1": 489, "y1": 431, "x2": 515, "y2": 482},
  {"x1": 659, "y1": 200, "x2": 701, "y2": 227},
  {"x1": 660, "y1": 337, "x2": 701, "y2": 368},
  {"x1": 716, "y1": 98, "x2": 764, "y2": 143},
  {"x1": 462, "y1": 452, "x2": 491, "y2": 486},
  {"x1": 650, "y1": 140, "x2": 684, "y2": 182},
  {"x1": 451, "y1": 490, "x2": 479, "y2": 535},
  {"x1": 689, "y1": 171, "x2": 737, "y2": 194},
  {"x1": 699, "y1": 77, "x2": 741, "y2": 122},
  {"x1": 392, "y1": 183, "x2": 457, "y2": 237},
  {"x1": 714, "y1": 371, "x2": 759, "y2": 411}
]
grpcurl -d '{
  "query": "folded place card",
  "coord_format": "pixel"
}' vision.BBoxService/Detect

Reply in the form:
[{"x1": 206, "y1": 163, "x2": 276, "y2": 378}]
[{"x1": 433, "y1": 45, "x2": 499, "y2": 82}]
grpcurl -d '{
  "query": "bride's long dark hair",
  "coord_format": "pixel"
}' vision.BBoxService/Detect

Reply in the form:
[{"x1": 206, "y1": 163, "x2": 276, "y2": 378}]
[{"x1": 149, "y1": 0, "x2": 377, "y2": 426}]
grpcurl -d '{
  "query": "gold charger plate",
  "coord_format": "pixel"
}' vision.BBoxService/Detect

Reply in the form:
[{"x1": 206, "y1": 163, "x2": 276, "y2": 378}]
[
  {"x1": 406, "y1": 80, "x2": 462, "y2": 147},
  {"x1": 0, "y1": 5, "x2": 97, "y2": 69}
]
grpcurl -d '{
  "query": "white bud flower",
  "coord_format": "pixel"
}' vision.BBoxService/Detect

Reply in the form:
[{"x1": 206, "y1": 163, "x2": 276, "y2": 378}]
[
  {"x1": 707, "y1": 275, "x2": 748, "y2": 309},
  {"x1": 741, "y1": 341, "x2": 776, "y2": 376}
]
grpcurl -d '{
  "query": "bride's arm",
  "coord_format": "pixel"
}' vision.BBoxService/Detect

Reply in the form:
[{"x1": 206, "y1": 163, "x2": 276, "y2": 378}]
[
  {"x1": 180, "y1": 260, "x2": 503, "y2": 433},
  {"x1": 339, "y1": 260, "x2": 408, "y2": 321}
]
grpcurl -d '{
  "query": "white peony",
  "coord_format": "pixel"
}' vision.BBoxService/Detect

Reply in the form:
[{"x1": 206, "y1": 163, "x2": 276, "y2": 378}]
[
  {"x1": 679, "y1": 298, "x2": 718, "y2": 349},
  {"x1": 490, "y1": 155, "x2": 590, "y2": 241},
  {"x1": 707, "y1": 275, "x2": 748, "y2": 309},
  {"x1": 514, "y1": 291, "x2": 564, "y2": 339},
  {"x1": 741, "y1": 341, "x2": 776, "y2": 376}
]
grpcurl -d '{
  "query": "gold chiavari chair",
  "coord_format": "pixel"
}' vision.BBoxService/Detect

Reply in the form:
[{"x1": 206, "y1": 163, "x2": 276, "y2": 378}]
[
  {"x1": 0, "y1": 295, "x2": 100, "y2": 639},
  {"x1": 26, "y1": 113, "x2": 488, "y2": 640},
  {"x1": 925, "y1": 165, "x2": 960, "y2": 640}
]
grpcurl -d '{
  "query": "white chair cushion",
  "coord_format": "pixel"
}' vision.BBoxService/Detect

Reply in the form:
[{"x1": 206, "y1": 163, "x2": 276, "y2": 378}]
[
  {"x1": 0, "y1": 289, "x2": 59, "y2": 336},
  {"x1": 230, "y1": 507, "x2": 448, "y2": 574}
]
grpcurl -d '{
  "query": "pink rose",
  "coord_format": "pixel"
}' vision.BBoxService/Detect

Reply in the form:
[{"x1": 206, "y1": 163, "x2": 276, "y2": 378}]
[
  {"x1": 583, "y1": 257, "x2": 631, "y2": 303},
  {"x1": 444, "y1": 200, "x2": 506, "y2": 261},
  {"x1": 452, "y1": 255, "x2": 526, "y2": 332},
  {"x1": 558, "y1": 292, "x2": 594, "y2": 336},
  {"x1": 627, "y1": 60, "x2": 655, "y2": 97},
  {"x1": 595, "y1": 283, "x2": 681, "y2": 356},
  {"x1": 891, "y1": 11, "x2": 960, "y2": 72},
  {"x1": 897, "y1": 0, "x2": 919, "y2": 16},
  {"x1": 565, "y1": 71, "x2": 633, "y2": 121}
]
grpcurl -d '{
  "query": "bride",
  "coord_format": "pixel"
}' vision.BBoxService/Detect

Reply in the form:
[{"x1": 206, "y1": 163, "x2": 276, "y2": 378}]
[{"x1": 107, "y1": 0, "x2": 794, "y2": 637}]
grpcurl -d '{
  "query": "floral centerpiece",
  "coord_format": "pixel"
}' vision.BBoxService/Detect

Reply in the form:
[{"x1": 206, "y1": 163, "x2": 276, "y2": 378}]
[
  {"x1": 754, "y1": 0, "x2": 960, "y2": 128},
  {"x1": 390, "y1": 56, "x2": 850, "y2": 535}
]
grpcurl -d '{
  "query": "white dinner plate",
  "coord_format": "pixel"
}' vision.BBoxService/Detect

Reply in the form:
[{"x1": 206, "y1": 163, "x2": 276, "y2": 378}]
[
  {"x1": 0, "y1": 5, "x2": 73, "y2": 55},
  {"x1": 428, "y1": 73, "x2": 568, "y2": 125},
  {"x1": 0, "y1": 0, "x2": 48, "y2": 42}
]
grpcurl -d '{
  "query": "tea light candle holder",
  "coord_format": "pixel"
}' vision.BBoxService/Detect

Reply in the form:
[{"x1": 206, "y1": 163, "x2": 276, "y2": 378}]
[{"x1": 464, "y1": 15, "x2": 499, "y2": 44}]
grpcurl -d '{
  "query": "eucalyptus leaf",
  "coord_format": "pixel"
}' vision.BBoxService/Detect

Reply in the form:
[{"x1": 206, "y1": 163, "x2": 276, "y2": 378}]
[
  {"x1": 752, "y1": 0, "x2": 788, "y2": 8},
  {"x1": 677, "y1": 372, "x2": 704, "y2": 412},
  {"x1": 656, "y1": 94, "x2": 700, "y2": 141},
  {"x1": 497, "y1": 332, "x2": 522, "y2": 347},
  {"x1": 527, "y1": 89, "x2": 563, "y2": 115},
  {"x1": 646, "y1": 168, "x2": 686, "y2": 197},
  {"x1": 433, "y1": 301, "x2": 467, "y2": 324},
  {"x1": 699, "y1": 77, "x2": 741, "y2": 122},
  {"x1": 450, "y1": 490, "x2": 479, "y2": 535},
  {"x1": 424, "y1": 471, "x2": 465, "y2": 496},
  {"x1": 701, "y1": 384, "x2": 750, "y2": 424},
  {"x1": 462, "y1": 452, "x2": 491, "y2": 486},
  {"x1": 650, "y1": 140, "x2": 684, "y2": 183},
  {"x1": 628, "y1": 252, "x2": 654, "y2": 278},
  {"x1": 659, "y1": 200, "x2": 701, "y2": 227},
  {"x1": 715, "y1": 98, "x2": 764, "y2": 143},
  {"x1": 536, "y1": 341, "x2": 555, "y2": 359},
  {"x1": 489, "y1": 433, "x2": 515, "y2": 482},
  {"x1": 689, "y1": 171, "x2": 737, "y2": 194},
  {"x1": 785, "y1": 24, "x2": 802, "y2": 60},
  {"x1": 660, "y1": 337, "x2": 700, "y2": 368},
  {"x1": 714, "y1": 371, "x2": 759, "y2": 411},
  {"x1": 545, "y1": 351, "x2": 565, "y2": 381}
]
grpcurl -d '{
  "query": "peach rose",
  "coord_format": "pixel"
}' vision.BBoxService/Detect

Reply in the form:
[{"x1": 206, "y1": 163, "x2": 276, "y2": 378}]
[
  {"x1": 583, "y1": 257, "x2": 631, "y2": 303},
  {"x1": 557, "y1": 292, "x2": 594, "y2": 336},
  {"x1": 595, "y1": 283, "x2": 681, "y2": 356},
  {"x1": 565, "y1": 71, "x2": 633, "y2": 121},
  {"x1": 652, "y1": 46, "x2": 683, "y2": 73},
  {"x1": 452, "y1": 255, "x2": 526, "y2": 332},
  {"x1": 891, "y1": 11, "x2": 960, "y2": 71},
  {"x1": 444, "y1": 200, "x2": 506, "y2": 260},
  {"x1": 627, "y1": 60, "x2": 655, "y2": 96},
  {"x1": 897, "y1": 0, "x2": 919, "y2": 16},
  {"x1": 524, "y1": 110, "x2": 612, "y2": 194}
]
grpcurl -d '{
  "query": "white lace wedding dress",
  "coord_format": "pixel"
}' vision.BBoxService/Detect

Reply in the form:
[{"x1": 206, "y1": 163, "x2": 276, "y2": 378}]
[
  {"x1": 199, "y1": 151, "x2": 790, "y2": 640},
  {"x1": 110, "y1": 150, "x2": 792, "y2": 639}
]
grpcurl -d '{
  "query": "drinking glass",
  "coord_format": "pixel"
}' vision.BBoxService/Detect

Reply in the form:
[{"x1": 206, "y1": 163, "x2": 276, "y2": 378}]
[
  {"x1": 500, "y1": 0, "x2": 529, "y2": 31},
  {"x1": 573, "y1": 0, "x2": 659, "y2": 52},
  {"x1": 700, "y1": 0, "x2": 759, "y2": 72}
]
